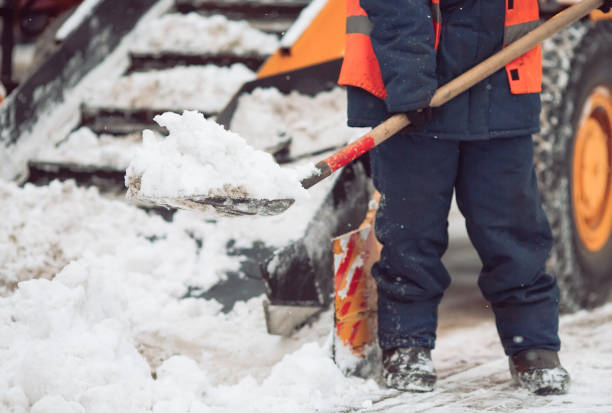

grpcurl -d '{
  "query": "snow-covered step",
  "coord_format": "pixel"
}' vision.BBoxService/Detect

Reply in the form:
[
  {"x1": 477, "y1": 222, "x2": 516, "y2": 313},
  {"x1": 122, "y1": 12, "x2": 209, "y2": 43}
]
[
  {"x1": 79, "y1": 106, "x2": 172, "y2": 135},
  {"x1": 127, "y1": 52, "x2": 266, "y2": 73},
  {"x1": 26, "y1": 128, "x2": 145, "y2": 195},
  {"x1": 34, "y1": 127, "x2": 144, "y2": 168},
  {"x1": 83, "y1": 64, "x2": 255, "y2": 113},
  {"x1": 26, "y1": 161, "x2": 126, "y2": 194},
  {"x1": 174, "y1": 0, "x2": 309, "y2": 21},
  {"x1": 129, "y1": 13, "x2": 280, "y2": 58},
  {"x1": 174, "y1": 0, "x2": 309, "y2": 34},
  {"x1": 230, "y1": 87, "x2": 369, "y2": 161}
]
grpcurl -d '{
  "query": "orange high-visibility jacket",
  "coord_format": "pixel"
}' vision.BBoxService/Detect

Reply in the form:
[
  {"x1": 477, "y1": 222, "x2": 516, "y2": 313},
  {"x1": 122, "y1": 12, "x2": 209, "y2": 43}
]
[{"x1": 338, "y1": 0, "x2": 542, "y2": 101}]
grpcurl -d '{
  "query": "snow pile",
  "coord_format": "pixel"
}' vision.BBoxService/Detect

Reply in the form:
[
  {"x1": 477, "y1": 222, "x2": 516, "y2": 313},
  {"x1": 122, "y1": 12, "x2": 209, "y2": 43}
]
[
  {"x1": 0, "y1": 256, "x2": 373, "y2": 413},
  {"x1": 206, "y1": 342, "x2": 380, "y2": 411},
  {"x1": 126, "y1": 110, "x2": 309, "y2": 202},
  {"x1": 0, "y1": 259, "x2": 227, "y2": 412},
  {"x1": 131, "y1": 13, "x2": 279, "y2": 56},
  {"x1": 0, "y1": 179, "x2": 235, "y2": 294},
  {"x1": 0, "y1": 264, "x2": 154, "y2": 412},
  {"x1": 2, "y1": 175, "x2": 612, "y2": 412},
  {"x1": 86, "y1": 64, "x2": 255, "y2": 112},
  {"x1": 231, "y1": 87, "x2": 369, "y2": 158},
  {"x1": 33, "y1": 127, "x2": 146, "y2": 170}
]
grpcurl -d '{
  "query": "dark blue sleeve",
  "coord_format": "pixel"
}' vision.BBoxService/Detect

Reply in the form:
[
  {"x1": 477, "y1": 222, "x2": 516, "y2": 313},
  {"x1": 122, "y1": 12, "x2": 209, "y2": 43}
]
[{"x1": 360, "y1": 0, "x2": 437, "y2": 112}]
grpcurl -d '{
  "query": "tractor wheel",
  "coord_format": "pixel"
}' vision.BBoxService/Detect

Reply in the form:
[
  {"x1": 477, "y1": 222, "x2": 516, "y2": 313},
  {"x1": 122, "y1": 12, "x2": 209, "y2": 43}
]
[{"x1": 535, "y1": 20, "x2": 612, "y2": 311}]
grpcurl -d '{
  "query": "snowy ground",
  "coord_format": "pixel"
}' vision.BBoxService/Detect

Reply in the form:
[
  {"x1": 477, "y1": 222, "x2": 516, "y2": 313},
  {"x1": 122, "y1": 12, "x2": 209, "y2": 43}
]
[
  {"x1": 2, "y1": 185, "x2": 611, "y2": 411},
  {"x1": 1, "y1": 178, "x2": 611, "y2": 413},
  {"x1": 2, "y1": 1, "x2": 611, "y2": 412}
]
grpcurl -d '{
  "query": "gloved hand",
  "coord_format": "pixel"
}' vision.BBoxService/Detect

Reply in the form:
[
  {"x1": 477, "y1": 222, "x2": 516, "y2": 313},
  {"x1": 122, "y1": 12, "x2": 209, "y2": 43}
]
[
  {"x1": 404, "y1": 107, "x2": 433, "y2": 129},
  {"x1": 600, "y1": 0, "x2": 612, "y2": 13}
]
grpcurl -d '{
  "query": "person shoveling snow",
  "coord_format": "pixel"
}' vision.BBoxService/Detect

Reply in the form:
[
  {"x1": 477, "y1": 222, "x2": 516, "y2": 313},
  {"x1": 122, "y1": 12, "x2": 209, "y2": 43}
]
[
  {"x1": 125, "y1": 110, "x2": 309, "y2": 216},
  {"x1": 126, "y1": 0, "x2": 604, "y2": 220}
]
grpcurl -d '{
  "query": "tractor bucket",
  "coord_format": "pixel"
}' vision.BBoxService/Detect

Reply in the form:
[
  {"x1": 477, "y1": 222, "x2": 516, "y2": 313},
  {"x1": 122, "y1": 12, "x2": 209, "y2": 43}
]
[
  {"x1": 216, "y1": 0, "x2": 345, "y2": 128},
  {"x1": 332, "y1": 192, "x2": 381, "y2": 377}
]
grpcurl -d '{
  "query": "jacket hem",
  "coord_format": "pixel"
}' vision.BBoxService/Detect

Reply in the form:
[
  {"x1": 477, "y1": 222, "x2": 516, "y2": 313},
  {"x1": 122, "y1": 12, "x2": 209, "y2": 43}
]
[
  {"x1": 409, "y1": 126, "x2": 540, "y2": 140},
  {"x1": 348, "y1": 119, "x2": 540, "y2": 140},
  {"x1": 385, "y1": 96, "x2": 434, "y2": 114}
]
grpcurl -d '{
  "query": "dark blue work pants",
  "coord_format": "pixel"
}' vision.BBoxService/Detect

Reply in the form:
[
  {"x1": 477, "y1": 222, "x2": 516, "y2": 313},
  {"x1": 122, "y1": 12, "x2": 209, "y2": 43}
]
[{"x1": 370, "y1": 135, "x2": 561, "y2": 356}]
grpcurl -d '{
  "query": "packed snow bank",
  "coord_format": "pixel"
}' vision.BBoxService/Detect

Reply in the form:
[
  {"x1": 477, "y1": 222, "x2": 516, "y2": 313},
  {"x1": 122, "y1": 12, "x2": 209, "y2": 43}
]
[
  {"x1": 85, "y1": 64, "x2": 254, "y2": 112},
  {"x1": 0, "y1": 242, "x2": 374, "y2": 413},
  {"x1": 2, "y1": 253, "x2": 612, "y2": 413},
  {"x1": 33, "y1": 127, "x2": 146, "y2": 170},
  {"x1": 131, "y1": 13, "x2": 279, "y2": 56},
  {"x1": 0, "y1": 260, "x2": 220, "y2": 413},
  {"x1": 231, "y1": 87, "x2": 369, "y2": 158},
  {"x1": 0, "y1": 179, "x2": 236, "y2": 294},
  {"x1": 125, "y1": 110, "x2": 309, "y2": 203}
]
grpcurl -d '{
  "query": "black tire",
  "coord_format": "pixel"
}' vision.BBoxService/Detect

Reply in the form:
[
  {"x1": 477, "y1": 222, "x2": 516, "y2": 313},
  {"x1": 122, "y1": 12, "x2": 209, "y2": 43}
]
[{"x1": 535, "y1": 20, "x2": 612, "y2": 312}]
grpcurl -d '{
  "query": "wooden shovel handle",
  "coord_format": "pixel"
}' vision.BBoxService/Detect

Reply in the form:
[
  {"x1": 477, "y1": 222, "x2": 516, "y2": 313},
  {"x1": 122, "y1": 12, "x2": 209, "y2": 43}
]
[{"x1": 300, "y1": 0, "x2": 602, "y2": 189}]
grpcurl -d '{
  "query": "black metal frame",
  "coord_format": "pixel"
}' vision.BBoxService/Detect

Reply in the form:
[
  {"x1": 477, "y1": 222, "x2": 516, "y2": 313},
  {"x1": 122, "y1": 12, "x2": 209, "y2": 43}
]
[
  {"x1": 0, "y1": 0, "x2": 155, "y2": 148},
  {"x1": 174, "y1": 0, "x2": 308, "y2": 21},
  {"x1": 1, "y1": 0, "x2": 15, "y2": 93}
]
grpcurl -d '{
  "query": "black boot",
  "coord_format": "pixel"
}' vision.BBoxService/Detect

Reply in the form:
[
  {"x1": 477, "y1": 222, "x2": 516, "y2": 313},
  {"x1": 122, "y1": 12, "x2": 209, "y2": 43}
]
[
  {"x1": 509, "y1": 349, "x2": 570, "y2": 395},
  {"x1": 382, "y1": 347, "x2": 437, "y2": 392}
]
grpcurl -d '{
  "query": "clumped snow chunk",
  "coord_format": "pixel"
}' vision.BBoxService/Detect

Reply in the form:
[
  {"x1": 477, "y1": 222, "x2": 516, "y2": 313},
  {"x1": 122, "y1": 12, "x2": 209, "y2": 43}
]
[
  {"x1": 231, "y1": 87, "x2": 369, "y2": 157},
  {"x1": 0, "y1": 261, "x2": 212, "y2": 413},
  {"x1": 0, "y1": 263, "x2": 151, "y2": 411},
  {"x1": 126, "y1": 110, "x2": 308, "y2": 203},
  {"x1": 86, "y1": 64, "x2": 255, "y2": 112},
  {"x1": 131, "y1": 13, "x2": 279, "y2": 56}
]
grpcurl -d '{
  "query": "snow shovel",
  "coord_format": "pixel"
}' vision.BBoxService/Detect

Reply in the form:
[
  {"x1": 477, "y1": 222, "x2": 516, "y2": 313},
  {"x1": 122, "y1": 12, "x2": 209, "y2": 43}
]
[{"x1": 148, "y1": 0, "x2": 604, "y2": 217}]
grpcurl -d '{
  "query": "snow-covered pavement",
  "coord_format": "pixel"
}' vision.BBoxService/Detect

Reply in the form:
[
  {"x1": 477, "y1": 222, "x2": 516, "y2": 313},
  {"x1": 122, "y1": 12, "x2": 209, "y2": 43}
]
[
  {"x1": 1, "y1": 179, "x2": 611, "y2": 412},
  {"x1": 353, "y1": 305, "x2": 612, "y2": 413}
]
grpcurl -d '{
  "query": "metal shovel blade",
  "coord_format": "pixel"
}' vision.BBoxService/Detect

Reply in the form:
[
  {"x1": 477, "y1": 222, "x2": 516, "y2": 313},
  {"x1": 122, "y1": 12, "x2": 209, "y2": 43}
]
[
  {"x1": 133, "y1": 194, "x2": 295, "y2": 216},
  {"x1": 126, "y1": 174, "x2": 295, "y2": 216},
  {"x1": 194, "y1": 195, "x2": 295, "y2": 216}
]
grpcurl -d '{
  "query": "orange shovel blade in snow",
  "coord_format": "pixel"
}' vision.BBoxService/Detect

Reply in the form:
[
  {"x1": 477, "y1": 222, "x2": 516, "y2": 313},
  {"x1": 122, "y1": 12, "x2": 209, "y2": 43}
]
[{"x1": 332, "y1": 192, "x2": 381, "y2": 376}]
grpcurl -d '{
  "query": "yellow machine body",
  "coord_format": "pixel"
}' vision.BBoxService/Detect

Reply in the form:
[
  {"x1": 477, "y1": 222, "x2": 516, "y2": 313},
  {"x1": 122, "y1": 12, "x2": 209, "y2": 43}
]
[{"x1": 257, "y1": 0, "x2": 345, "y2": 78}]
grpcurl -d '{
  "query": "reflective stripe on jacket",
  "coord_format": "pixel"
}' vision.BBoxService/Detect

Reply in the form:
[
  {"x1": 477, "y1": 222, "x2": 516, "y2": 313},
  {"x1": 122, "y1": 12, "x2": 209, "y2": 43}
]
[
  {"x1": 504, "y1": 0, "x2": 542, "y2": 94},
  {"x1": 342, "y1": 0, "x2": 542, "y2": 141}
]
